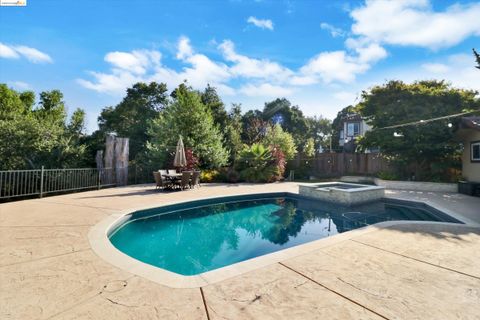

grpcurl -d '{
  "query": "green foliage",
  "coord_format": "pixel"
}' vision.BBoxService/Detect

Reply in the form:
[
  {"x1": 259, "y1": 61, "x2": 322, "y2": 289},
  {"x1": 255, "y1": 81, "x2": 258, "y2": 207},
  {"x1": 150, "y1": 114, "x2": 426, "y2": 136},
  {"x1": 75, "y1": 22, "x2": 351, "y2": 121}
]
[
  {"x1": 97, "y1": 82, "x2": 168, "y2": 160},
  {"x1": 241, "y1": 109, "x2": 266, "y2": 144},
  {"x1": 303, "y1": 137, "x2": 315, "y2": 158},
  {"x1": 473, "y1": 48, "x2": 480, "y2": 69},
  {"x1": 377, "y1": 171, "x2": 400, "y2": 181},
  {"x1": 262, "y1": 98, "x2": 308, "y2": 146},
  {"x1": 147, "y1": 83, "x2": 228, "y2": 168},
  {"x1": 305, "y1": 116, "x2": 332, "y2": 152},
  {"x1": 225, "y1": 104, "x2": 243, "y2": 162},
  {"x1": 331, "y1": 105, "x2": 355, "y2": 151},
  {"x1": 235, "y1": 143, "x2": 277, "y2": 182},
  {"x1": 0, "y1": 84, "x2": 88, "y2": 169},
  {"x1": 357, "y1": 80, "x2": 479, "y2": 180},
  {"x1": 262, "y1": 124, "x2": 297, "y2": 160},
  {"x1": 201, "y1": 84, "x2": 229, "y2": 130}
]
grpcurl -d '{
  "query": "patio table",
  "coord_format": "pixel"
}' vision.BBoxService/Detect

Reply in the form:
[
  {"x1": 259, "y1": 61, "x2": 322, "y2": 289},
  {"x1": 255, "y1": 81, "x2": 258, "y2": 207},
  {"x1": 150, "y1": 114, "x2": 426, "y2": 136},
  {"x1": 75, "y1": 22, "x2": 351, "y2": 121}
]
[{"x1": 162, "y1": 173, "x2": 182, "y2": 181}]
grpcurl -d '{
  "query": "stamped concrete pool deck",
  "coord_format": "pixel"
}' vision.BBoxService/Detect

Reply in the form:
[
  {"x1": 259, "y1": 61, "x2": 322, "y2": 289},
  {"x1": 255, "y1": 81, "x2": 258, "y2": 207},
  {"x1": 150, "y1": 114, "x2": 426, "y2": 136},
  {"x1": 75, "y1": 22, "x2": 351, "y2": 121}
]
[{"x1": 1, "y1": 183, "x2": 479, "y2": 320}]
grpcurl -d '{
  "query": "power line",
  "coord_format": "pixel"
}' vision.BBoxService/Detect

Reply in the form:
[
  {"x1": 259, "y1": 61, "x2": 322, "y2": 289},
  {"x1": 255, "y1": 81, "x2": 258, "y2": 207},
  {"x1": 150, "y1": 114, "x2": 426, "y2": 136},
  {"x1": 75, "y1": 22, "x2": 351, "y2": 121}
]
[{"x1": 374, "y1": 109, "x2": 480, "y2": 130}]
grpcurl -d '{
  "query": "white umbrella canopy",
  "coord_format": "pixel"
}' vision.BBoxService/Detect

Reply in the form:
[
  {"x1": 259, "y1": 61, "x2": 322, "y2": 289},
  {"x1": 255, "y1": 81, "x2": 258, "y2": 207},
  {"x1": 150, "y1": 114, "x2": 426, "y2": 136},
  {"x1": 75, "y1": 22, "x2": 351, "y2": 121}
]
[{"x1": 173, "y1": 136, "x2": 187, "y2": 168}]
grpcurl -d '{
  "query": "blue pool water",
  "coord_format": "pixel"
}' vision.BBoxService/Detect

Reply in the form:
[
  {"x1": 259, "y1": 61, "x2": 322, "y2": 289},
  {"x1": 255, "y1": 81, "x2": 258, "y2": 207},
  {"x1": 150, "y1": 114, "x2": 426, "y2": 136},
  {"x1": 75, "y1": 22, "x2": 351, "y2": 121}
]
[{"x1": 109, "y1": 194, "x2": 458, "y2": 275}]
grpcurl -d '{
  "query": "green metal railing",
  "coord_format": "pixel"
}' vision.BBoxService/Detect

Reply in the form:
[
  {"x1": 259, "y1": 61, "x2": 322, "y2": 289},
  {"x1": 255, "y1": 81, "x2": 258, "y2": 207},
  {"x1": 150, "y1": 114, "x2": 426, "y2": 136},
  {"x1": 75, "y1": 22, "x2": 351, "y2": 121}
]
[{"x1": 0, "y1": 167, "x2": 116, "y2": 199}]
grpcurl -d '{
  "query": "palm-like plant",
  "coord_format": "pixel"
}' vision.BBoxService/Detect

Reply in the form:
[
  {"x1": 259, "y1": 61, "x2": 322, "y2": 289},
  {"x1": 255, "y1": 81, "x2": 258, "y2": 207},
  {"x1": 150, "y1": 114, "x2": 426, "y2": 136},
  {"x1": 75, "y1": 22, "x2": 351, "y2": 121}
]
[{"x1": 236, "y1": 143, "x2": 276, "y2": 182}]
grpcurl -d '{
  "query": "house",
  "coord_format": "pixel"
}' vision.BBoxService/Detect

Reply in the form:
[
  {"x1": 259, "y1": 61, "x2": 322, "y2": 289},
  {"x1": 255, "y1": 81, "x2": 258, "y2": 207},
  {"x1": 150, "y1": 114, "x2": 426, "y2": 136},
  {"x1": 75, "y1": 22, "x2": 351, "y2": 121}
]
[
  {"x1": 455, "y1": 116, "x2": 480, "y2": 196},
  {"x1": 338, "y1": 114, "x2": 372, "y2": 152}
]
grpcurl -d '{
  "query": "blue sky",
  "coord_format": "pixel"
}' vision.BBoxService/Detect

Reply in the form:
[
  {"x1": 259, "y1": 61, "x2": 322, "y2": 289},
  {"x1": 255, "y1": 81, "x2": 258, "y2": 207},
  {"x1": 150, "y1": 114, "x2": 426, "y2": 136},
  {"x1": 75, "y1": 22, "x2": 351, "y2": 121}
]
[{"x1": 1, "y1": 0, "x2": 479, "y2": 132}]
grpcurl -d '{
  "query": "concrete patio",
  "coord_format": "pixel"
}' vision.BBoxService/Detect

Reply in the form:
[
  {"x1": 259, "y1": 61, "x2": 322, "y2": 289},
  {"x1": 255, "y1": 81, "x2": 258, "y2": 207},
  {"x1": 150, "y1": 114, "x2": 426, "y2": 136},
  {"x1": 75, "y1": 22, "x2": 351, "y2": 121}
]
[{"x1": 1, "y1": 183, "x2": 479, "y2": 319}]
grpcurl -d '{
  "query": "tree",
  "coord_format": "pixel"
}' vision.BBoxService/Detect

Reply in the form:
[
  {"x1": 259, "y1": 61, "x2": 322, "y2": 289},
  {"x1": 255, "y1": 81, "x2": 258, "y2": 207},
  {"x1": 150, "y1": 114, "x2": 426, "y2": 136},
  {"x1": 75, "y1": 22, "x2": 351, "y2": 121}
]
[
  {"x1": 97, "y1": 82, "x2": 168, "y2": 160},
  {"x1": 331, "y1": 105, "x2": 355, "y2": 151},
  {"x1": 262, "y1": 98, "x2": 308, "y2": 146},
  {"x1": 356, "y1": 80, "x2": 479, "y2": 181},
  {"x1": 225, "y1": 103, "x2": 243, "y2": 162},
  {"x1": 474, "y1": 48, "x2": 480, "y2": 69},
  {"x1": 262, "y1": 124, "x2": 297, "y2": 160},
  {"x1": 0, "y1": 85, "x2": 88, "y2": 169},
  {"x1": 241, "y1": 109, "x2": 268, "y2": 145},
  {"x1": 147, "y1": 83, "x2": 228, "y2": 168},
  {"x1": 305, "y1": 116, "x2": 332, "y2": 153},
  {"x1": 304, "y1": 137, "x2": 315, "y2": 157},
  {"x1": 201, "y1": 84, "x2": 229, "y2": 130}
]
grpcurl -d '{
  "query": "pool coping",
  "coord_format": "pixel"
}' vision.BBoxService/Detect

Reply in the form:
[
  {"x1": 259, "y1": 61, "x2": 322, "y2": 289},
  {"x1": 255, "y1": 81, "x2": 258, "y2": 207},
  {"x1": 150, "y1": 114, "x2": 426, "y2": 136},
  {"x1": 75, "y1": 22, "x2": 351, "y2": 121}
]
[{"x1": 88, "y1": 191, "x2": 477, "y2": 289}]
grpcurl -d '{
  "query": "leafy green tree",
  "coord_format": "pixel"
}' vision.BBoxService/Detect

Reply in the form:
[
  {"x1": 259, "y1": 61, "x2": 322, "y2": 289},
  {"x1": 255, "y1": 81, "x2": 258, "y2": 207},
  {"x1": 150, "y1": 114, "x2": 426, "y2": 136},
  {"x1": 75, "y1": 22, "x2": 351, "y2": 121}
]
[
  {"x1": 0, "y1": 85, "x2": 88, "y2": 169},
  {"x1": 97, "y1": 82, "x2": 168, "y2": 160},
  {"x1": 262, "y1": 98, "x2": 308, "y2": 146},
  {"x1": 225, "y1": 103, "x2": 243, "y2": 162},
  {"x1": 147, "y1": 83, "x2": 228, "y2": 168},
  {"x1": 201, "y1": 84, "x2": 229, "y2": 130},
  {"x1": 262, "y1": 124, "x2": 297, "y2": 160},
  {"x1": 331, "y1": 105, "x2": 355, "y2": 151},
  {"x1": 305, "y1": 116, "x2": 332, "y2": 153},
  {"x1": 357, "y1": 80, "x2": 479, "y2": 181},
  {"x1": 304, "y1": 137, "x2": 315, "y2": 158}
]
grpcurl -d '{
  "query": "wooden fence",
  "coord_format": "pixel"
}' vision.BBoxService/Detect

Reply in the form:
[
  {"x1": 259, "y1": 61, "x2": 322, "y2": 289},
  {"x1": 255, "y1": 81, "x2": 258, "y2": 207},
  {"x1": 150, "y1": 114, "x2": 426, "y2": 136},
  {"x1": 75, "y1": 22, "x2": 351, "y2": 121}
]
[{"x1": 289, "y1": 153, "x2": 392, "y2": 178}]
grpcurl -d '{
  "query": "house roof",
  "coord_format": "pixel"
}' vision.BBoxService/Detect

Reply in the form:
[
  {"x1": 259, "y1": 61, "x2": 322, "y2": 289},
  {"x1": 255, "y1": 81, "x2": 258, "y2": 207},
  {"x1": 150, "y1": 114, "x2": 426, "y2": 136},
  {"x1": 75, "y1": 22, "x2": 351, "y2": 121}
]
[
  {"x1": 342, "y1": 113, "x2": 362, "y2": 122},
  {"x1": 459, "y1": 116, "x2": 480, "y2": 131}
]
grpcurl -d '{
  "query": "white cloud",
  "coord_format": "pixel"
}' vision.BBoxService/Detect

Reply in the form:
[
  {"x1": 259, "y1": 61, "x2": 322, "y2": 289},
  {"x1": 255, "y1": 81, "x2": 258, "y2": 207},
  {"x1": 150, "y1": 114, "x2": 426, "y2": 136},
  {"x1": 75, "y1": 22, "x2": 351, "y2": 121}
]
[
  {"x1": 300, "y1": 51, "x2": 369, "y2": 83},
  {"x1": 240, "y1": 83, "x2": 293, "y2": 97},
  {"x1": 78, "y1": 36, "x2": 387, "y2": 99},
  {"x1": 0, "y1": 43, "x2": 19, "y2": 59},
  {"x1": 219, "y1": 40, "x2": 293, "y2": 82},
  {"x1": 105, "y1": 50, "x2": 160, "y2": 75},
  {"x1": 247, "y1": 16, "x2": 274, "y2": 30},
  {"x1": 0, "y1": 42, "x2": 52, "y2": 63},
  {"x1": 350, "y1": 0, "x2": 480, "y2": 49},
  {"x1": 320, "y1": 23, "x2": 345, "y2": 38},
  {"x1": 418, "y1": 54, "x2": 480, "y2": 90},
  {"x1": 9, "y1": 81, "x2": 31, "y2": 90},
  {"x1": 355, "y1": 43, "x2": 387, "y2": 64},
  {"x1": 78, "y1": 37, "x2": 233, "y2": 96},
  {"x1": 176, "y1": 36, "x2": 193, "y2": 60},
  {"x1": 421, "y1": 63, "x2": 450, "y2": 73}
]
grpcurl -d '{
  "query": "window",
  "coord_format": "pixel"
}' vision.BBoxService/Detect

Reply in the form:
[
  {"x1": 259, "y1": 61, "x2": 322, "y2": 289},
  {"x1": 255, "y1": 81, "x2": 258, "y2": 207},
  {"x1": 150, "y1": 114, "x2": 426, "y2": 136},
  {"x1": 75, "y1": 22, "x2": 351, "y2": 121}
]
[
  {"x1": 347, "y1": 122, "x2": 360, "y2": 136},
  {"x1": 339, "y1": 130, "x2": 344, "y2": 139},
  {"x1": 471, "y1": 141, "x2": 480, "y2": 162}
]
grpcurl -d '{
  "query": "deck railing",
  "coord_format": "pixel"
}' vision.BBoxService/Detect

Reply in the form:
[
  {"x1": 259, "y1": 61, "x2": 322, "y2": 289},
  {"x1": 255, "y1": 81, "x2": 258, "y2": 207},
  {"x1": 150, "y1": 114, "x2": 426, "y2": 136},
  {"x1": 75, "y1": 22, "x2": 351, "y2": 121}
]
[{"x1": 0, "y1": 167, "x2": 116, "y2": 199}]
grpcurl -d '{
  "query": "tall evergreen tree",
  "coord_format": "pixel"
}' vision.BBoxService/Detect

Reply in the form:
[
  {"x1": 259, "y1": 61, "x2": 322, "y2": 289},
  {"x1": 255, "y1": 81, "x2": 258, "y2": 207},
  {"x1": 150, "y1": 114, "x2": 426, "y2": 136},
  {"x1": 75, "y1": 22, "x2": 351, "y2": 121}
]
[{"x1": 147, "y1": 84, "x2": 228, "y2": 168}]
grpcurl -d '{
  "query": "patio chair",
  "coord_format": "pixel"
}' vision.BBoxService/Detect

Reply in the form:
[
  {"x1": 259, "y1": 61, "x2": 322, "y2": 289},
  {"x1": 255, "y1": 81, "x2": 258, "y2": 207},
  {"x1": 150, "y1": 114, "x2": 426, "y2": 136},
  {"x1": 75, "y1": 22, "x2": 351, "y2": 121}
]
[
  {"x1": 159, "y1": 169, "x2": 168, "y2": 176},
  {"x1": 168, "y1": 168, "x2": 177, "y2": 174},
  {"x1": 153, "y1": 171, "x2": 171, "y2": 189},
  {"x1": 175, "y1": 171, "x2": 192, "y2": 190},
  {"x1": 153, "y1": 171, "x2": 162, "y2": 189},
  {"x1": 190, "y1": 171, "x2": 201, "y2": 188}
]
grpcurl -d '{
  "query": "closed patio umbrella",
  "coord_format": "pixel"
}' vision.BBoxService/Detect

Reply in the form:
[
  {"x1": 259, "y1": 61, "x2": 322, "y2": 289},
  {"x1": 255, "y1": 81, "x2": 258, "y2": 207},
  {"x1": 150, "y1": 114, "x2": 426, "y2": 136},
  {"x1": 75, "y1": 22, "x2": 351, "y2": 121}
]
[{"x1": 173, "y1": 136, "x2": 187, "y2": 168}]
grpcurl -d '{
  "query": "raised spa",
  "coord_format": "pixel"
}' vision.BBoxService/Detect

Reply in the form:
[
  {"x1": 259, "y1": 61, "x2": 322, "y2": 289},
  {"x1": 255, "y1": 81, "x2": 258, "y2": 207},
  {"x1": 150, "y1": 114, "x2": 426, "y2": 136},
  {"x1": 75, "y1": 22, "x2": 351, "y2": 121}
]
[
  {"x1": 299, "y1": 182, "x2": 385, "y2": 205},
  {"x1": 108, "y1": 193, "x2": 459, "y2": 276}
]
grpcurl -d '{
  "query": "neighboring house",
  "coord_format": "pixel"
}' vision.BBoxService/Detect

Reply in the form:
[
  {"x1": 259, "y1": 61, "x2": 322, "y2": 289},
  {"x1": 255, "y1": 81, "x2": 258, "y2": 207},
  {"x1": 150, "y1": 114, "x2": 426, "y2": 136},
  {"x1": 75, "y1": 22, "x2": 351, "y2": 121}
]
[
  {"x1": 455, "y1": 116, "x2": 480, "y2": 185},
  {"x1": 338, "y1": 114, "x2": 372, "y2": 152}
]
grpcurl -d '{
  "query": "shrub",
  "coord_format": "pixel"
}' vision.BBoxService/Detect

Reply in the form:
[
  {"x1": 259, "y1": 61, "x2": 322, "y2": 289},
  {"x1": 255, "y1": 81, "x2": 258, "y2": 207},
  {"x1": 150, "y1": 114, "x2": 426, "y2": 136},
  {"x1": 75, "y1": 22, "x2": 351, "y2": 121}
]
[
  {"x1": 184, "y1": 148, "x2": 199, "y2": 171},
  {"x1": 235, "y1": 143, "x2": 277, "y2": 183},
  {"x1": 377, "y1": 171, "x2": 400, "y2": 181},
  {"x1": 200, "y1": 169, "x2": 219, "y2": 182},
  {"x1": 271, "y1": 148, "x2": 286, "y2": 181}
]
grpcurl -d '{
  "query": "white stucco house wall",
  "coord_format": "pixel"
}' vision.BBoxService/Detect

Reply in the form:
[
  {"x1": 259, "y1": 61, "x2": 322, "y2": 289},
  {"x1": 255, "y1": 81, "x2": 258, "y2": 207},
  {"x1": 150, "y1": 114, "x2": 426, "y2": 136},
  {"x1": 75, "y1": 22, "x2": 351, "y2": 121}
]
[
  {"x1": 456, "y1": 116, "x2": 480, "y2": 183},
  {"x1": 338, "y1": 114, "x2": 372, "y2": 152}
]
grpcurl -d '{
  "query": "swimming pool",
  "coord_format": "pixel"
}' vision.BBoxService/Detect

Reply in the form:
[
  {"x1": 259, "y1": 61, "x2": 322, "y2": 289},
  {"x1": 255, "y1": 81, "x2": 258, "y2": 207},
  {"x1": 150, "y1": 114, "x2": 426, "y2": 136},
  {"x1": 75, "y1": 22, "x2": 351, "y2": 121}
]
[{"x1": 109, "y1": 193, "x2": 459, "y2": 276}]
